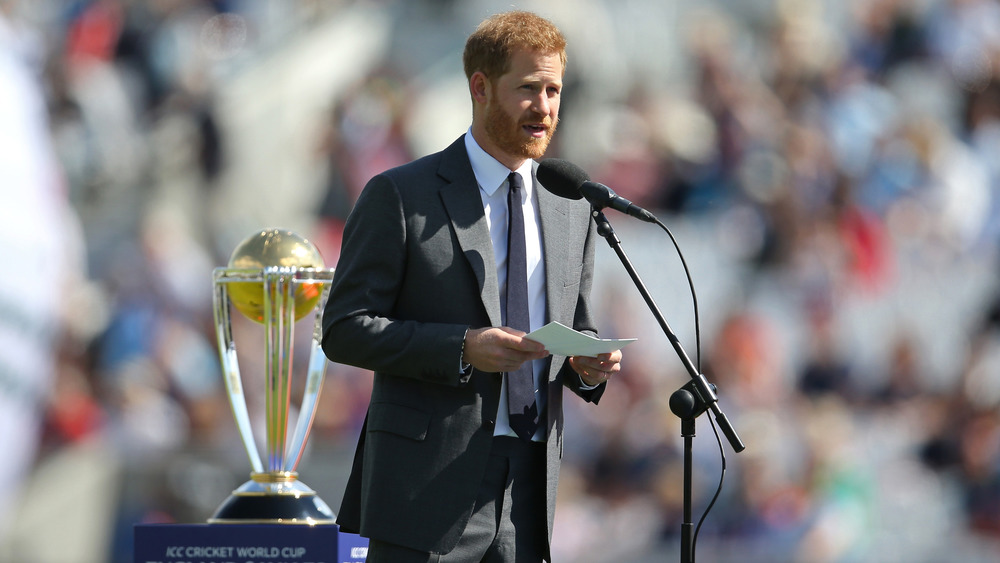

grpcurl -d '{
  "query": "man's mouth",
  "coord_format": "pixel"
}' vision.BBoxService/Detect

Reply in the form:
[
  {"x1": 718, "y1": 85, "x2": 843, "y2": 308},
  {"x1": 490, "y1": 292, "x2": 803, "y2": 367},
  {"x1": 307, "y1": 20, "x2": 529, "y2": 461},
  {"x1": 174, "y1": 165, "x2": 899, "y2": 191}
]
[{"x1": 523, "y1": 123, "x2": 548, "y2": 138}]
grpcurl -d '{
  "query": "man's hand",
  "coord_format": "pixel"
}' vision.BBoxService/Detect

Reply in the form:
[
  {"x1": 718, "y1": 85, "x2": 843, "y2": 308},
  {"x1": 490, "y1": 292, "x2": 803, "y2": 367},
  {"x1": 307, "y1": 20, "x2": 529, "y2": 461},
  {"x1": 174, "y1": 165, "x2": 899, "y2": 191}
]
[
  {"x1": 569, "y1": 349, "x2": 622, "y2": 387},
  {"x1": 463, "y1": 327, "x2": 548, "y2": 373}
]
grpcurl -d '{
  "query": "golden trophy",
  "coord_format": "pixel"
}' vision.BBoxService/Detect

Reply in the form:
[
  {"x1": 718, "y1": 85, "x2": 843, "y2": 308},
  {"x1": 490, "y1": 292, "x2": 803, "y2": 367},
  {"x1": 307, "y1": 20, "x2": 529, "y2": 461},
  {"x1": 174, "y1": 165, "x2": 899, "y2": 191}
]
[{"x1": 209, "y1": 228, "x2": 336, "y2": 524}]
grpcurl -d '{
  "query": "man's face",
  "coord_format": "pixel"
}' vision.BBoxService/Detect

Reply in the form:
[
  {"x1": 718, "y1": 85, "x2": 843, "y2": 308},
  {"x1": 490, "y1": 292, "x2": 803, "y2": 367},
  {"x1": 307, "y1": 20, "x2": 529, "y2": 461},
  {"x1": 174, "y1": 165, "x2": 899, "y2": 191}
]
[{"x1": 481, "y1": 48, "x2": 562, "y2": 168}]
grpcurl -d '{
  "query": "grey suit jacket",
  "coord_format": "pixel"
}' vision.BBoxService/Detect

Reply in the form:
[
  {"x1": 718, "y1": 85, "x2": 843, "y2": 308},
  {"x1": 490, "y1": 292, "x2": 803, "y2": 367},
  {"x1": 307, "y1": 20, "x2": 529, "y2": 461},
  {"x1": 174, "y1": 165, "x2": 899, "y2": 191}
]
[{"x1": 321, "y1": 134, "x2": 604, "y2": 555}]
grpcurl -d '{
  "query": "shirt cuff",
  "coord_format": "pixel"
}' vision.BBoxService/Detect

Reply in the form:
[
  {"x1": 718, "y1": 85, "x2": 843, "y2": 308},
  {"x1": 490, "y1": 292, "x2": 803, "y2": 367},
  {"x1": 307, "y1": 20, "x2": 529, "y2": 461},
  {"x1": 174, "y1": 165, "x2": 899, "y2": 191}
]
[
  {"x1": 578, "y1": 372, "x2": 600, "y2": 390},
  {"x1": 459, "y1": 327, "x2": 472, "y2": 373}
]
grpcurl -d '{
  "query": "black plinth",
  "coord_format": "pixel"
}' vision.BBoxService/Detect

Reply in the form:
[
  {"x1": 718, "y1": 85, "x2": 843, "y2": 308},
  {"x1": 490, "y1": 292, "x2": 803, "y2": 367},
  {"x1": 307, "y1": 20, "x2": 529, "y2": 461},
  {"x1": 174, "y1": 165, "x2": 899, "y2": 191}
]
[{"x1": 209, "y1": 490, "x2": 336, "y2": 524}]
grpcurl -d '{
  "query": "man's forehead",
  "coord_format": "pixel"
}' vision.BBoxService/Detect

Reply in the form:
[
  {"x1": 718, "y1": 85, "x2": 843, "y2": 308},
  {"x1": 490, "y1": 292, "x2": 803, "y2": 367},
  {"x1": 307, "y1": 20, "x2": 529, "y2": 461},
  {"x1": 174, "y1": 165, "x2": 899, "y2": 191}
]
[{"x1": 502, "y1": 49, "x2": 565, "y2": 77}]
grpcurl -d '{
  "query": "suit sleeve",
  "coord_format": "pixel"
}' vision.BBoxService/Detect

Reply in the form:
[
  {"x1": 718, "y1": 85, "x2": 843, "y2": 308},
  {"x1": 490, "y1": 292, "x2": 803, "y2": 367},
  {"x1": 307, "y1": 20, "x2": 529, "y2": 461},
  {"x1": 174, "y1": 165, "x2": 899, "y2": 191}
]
[{"x1": 321, "y1": 173, "x2": 470, "y2": 387}]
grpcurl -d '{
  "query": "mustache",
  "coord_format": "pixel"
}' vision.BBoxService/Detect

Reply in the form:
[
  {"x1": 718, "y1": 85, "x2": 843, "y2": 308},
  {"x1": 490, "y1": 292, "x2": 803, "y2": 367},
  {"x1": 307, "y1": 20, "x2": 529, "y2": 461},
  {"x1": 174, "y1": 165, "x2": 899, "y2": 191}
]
[{"x1": 519, "y1": 114, "x2": 557, "y2": 129}]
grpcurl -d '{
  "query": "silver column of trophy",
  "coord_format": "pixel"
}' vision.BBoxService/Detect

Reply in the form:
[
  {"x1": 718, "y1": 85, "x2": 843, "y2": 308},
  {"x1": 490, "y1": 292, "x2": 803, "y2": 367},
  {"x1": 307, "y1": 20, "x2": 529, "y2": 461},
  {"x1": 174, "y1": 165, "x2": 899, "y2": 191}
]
[{"x1": 209, "y1": 228, "x2": 336, "y2": 524}]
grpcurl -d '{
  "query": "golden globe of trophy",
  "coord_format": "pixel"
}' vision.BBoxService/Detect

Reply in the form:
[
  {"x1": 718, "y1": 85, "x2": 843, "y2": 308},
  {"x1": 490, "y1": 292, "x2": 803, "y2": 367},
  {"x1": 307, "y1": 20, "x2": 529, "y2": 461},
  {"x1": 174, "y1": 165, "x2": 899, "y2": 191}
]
[{"x1": 209, "y1": 228, "x2": 336, "y2": 524}]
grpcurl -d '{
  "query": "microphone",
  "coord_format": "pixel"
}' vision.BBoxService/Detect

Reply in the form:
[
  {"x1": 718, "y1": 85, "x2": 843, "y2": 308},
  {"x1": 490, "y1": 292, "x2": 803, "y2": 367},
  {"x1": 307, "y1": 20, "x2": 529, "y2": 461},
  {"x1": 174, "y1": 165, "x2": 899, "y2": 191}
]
[
  {"x1": 579, "y1": 181, "x2": 658, "y2": 223},
  {"x1": 535, "y1": 158, "x2": 585, "y2": 200},
  {"x1": 537, "y1": 159, "x2": 658, "y2": 223}
]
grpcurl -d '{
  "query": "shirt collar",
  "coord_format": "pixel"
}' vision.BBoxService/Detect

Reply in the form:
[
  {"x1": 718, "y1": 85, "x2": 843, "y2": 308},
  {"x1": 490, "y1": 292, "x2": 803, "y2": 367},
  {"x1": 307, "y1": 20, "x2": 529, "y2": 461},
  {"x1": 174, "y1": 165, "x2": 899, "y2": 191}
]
[{"x1": 464, "y1": 129, "x2": 534, "y2": 198}]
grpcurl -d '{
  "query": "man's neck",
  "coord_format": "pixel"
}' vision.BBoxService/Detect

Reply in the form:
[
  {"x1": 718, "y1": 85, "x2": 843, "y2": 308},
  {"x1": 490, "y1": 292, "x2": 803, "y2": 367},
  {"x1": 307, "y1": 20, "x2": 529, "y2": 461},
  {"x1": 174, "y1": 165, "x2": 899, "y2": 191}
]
[{"x1": 469, "y1": 123, "x2": 526, "y2": 171}]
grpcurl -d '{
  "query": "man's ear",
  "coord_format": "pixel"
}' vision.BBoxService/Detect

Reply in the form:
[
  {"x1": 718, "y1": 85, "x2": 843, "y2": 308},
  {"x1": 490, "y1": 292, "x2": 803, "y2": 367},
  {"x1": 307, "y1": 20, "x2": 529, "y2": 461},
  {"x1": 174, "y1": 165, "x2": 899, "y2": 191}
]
[{"x1": 470, "y1": 71, "x2": 490, "y2": 105}]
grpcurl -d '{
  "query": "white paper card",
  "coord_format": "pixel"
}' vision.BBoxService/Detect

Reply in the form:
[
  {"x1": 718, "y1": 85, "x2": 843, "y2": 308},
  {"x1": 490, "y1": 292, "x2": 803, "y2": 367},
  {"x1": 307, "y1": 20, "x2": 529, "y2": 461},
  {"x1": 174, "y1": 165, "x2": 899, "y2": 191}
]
[{"x1": 526, "y1": 321, "x2": 637, "y2": 357}]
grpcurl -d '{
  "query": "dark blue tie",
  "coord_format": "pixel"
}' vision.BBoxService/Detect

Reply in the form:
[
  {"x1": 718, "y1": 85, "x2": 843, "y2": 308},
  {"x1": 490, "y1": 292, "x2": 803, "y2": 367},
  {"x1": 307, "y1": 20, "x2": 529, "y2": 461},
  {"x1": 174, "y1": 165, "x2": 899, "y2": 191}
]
[{"x1": 506, "y1": 172, "x2": 539, "y2": 441}]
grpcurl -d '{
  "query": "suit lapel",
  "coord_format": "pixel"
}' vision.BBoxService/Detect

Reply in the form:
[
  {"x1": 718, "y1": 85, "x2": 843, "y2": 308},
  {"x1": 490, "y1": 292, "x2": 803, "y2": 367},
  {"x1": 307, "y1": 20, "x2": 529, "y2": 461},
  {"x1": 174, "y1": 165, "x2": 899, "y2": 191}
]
[
  {"x1": 434, "y1": 140, "x2": 576, "y2": 333},
  {"x1": 537, "y1": 169, "x2": 570, "y2": 329},
  {"x1": 438, "y1": 136, "x2": 503, "y2": 327},
  {"x1": 536, "y1": 169, "x2": 573, "y2": 438}
]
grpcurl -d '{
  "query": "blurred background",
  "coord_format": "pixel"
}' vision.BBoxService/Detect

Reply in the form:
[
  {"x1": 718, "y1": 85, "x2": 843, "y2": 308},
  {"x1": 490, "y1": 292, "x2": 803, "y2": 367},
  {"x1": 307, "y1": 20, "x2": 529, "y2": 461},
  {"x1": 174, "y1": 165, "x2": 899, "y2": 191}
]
[{"x1": 2, "y1": 0, "x2": 1000, "y2": 561}]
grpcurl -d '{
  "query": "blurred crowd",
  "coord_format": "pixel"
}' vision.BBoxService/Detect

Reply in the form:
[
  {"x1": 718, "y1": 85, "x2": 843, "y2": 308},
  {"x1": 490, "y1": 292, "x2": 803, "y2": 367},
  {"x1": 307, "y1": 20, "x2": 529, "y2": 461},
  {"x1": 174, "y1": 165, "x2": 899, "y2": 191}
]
[{"x1": 3, "y1": 0, "x2": 1000, "y2": 561}]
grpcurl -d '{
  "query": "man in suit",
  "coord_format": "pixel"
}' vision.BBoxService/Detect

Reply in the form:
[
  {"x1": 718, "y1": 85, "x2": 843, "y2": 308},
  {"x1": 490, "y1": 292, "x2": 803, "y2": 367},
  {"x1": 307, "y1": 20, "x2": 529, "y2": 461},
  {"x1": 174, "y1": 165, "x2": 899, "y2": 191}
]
[{"x1": 322, "y1": 10, "x2": 622, "y2": 562}]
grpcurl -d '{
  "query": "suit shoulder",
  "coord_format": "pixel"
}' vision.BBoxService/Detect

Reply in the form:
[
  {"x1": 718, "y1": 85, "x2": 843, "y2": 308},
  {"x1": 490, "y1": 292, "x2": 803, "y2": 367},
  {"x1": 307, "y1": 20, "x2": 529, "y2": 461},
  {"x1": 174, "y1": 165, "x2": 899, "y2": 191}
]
[
  {"x1": 352, "y1": 152, "x2": 443, "y2": 208},
  {"x1": 380, "y1": 151, "x2": 444, "y2": 183},
  {"x1": 378, "y1": 136, "x2": 467, "y2": 185}
]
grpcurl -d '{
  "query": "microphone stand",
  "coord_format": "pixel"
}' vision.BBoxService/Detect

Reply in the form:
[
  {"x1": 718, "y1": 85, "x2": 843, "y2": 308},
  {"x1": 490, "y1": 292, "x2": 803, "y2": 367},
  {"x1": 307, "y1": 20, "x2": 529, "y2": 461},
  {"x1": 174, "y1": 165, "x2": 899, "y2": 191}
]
[{"x1": 590, "y1": 209, "x2": 745, "y2": 563}]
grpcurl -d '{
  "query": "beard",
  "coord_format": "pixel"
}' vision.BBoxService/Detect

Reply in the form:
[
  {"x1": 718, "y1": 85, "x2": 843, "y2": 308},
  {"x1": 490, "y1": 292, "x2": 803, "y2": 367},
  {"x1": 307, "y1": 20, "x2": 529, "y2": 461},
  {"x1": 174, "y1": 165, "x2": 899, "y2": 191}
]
[{"x1": 484, "y1": 100, "x2": 558, "y2": 161}]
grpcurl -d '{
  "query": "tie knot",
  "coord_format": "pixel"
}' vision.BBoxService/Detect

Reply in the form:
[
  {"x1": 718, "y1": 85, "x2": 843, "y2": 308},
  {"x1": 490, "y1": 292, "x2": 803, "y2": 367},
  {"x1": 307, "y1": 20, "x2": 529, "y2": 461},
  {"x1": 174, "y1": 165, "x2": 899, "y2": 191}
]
[{"x1": 508, "y1": 172, "x2": 523, "y2": 194}]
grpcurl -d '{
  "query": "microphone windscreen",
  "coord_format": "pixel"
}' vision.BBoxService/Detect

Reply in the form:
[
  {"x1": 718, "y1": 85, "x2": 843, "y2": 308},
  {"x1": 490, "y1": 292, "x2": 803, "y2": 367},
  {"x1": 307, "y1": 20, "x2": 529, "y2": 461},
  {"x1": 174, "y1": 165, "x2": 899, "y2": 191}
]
[{"x1": 537, "y1": 158, "x2": 588, "y2": 200}]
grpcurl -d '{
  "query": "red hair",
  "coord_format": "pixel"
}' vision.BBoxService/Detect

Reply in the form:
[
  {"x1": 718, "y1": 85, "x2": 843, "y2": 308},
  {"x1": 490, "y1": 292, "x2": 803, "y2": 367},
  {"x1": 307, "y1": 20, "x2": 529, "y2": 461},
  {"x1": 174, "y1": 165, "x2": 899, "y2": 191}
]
[{"x1": 463, "y1": 11, "x2": 567, "y2": 81}]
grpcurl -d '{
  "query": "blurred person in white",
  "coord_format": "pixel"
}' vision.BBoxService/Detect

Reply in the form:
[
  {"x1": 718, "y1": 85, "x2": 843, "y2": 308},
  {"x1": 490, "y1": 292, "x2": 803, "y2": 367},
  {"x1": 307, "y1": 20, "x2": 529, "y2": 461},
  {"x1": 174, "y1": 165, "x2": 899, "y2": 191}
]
[{"x1": 0, "y1": 5, "x2": 86, "y2": 538}]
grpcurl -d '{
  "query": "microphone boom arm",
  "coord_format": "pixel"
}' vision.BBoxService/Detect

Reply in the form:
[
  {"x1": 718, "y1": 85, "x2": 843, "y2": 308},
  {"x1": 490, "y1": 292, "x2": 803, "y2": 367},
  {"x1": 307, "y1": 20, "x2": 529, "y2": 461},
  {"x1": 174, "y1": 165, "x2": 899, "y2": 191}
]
[{"x1": 591, "y1": 208, "x2": 745, "y2": 453}]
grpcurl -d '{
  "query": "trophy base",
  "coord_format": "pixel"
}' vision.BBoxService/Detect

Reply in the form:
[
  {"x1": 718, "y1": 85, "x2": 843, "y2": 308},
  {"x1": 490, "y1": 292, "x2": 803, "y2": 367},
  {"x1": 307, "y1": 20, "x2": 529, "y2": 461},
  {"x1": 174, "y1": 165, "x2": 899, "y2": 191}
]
[{"x1": 208, "y1": 472, "x2": 336, "y2": 525}]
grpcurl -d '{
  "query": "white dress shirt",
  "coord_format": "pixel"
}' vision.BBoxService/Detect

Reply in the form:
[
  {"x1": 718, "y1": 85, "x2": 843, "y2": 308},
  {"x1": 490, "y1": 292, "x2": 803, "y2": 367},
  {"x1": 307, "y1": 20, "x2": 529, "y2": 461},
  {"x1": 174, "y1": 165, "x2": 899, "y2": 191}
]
[{"x1": 464, "y1": 131, "x2": 548, "y2": 440}]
